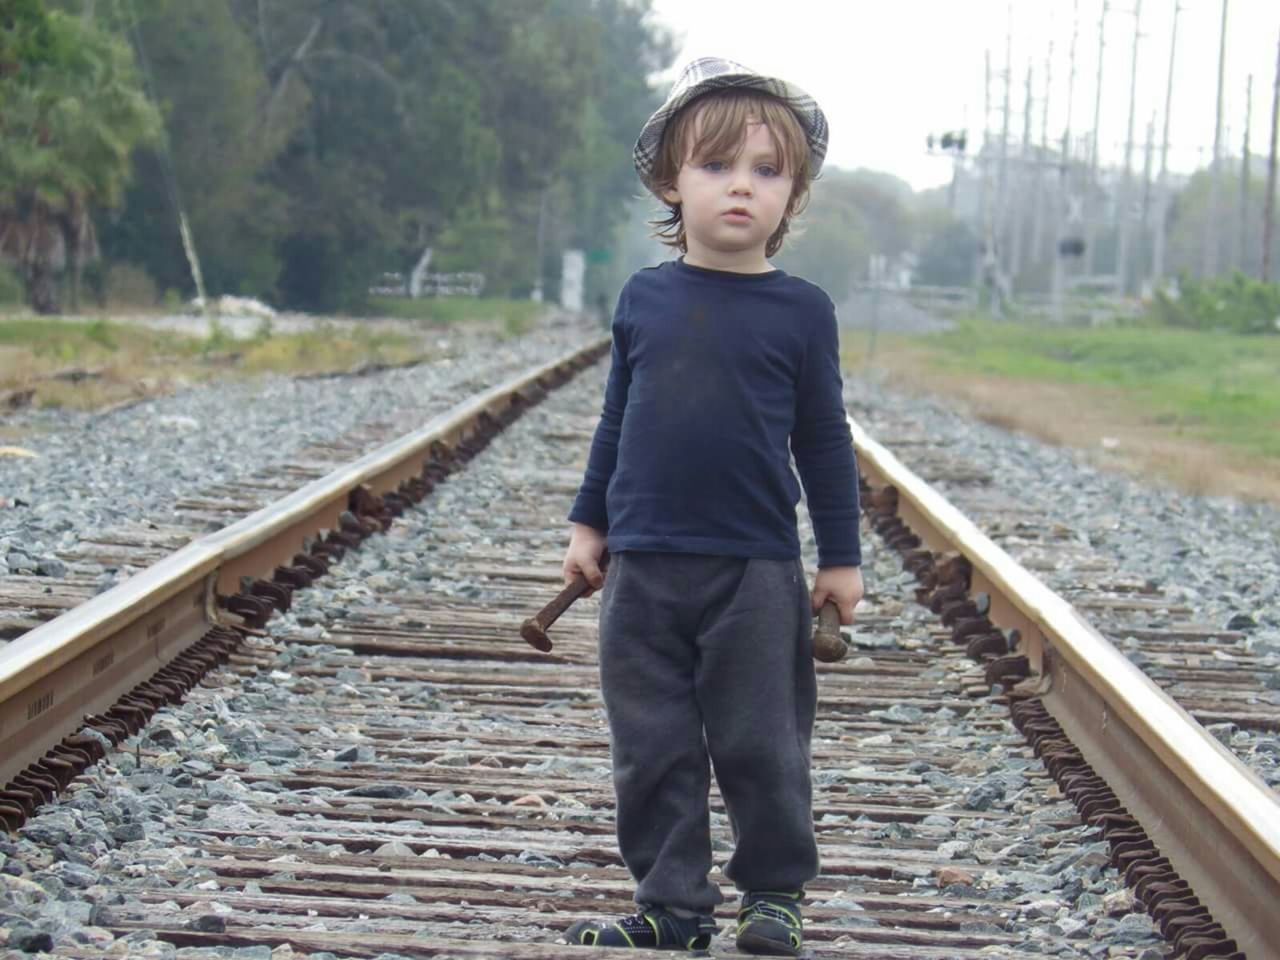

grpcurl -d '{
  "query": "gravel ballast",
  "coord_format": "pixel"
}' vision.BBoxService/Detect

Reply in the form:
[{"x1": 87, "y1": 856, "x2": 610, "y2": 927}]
[
  {"x1": 1, "y1": 333, "x2": 1273, "y2": 956},
  {"x1": 0, "y1": 315, "x2": 598, "y2": 591},
  {"x1": 846, "y1": 372, "x2": 1280, "y2": 794},
  {"x1": 0, "y1": 358, "x2": 1191, "y2": 958}
]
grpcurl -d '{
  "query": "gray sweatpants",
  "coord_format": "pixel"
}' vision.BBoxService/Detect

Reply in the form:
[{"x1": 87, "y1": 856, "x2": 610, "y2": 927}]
[{"x1": 597, "y1": 551, "x2": 819, "y2": 912}]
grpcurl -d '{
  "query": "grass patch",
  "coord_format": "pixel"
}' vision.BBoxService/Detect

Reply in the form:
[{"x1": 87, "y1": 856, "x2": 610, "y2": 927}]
[
  {"x1": 240, "y1": 326, "x2": 421, "y2": 374},
  {"x1": 847, "y1": 316, "x2": 1280, "y2": 502},
  {"x1": 882, "y1": 317, "x2": 1280, "y2": 460},
  {"x1": 365, "y1": 296, "x2": 542, "y2": 335},
  {"x1": 0, "y1": 315, "x2": 427, "y2": 412},
  {"x1": 0, "y1": 315, "x2": 202, "y2": 366}
]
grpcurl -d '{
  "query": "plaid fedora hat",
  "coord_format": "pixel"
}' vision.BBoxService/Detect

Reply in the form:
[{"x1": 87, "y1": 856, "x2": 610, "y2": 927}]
[{"x1": 633, "y1": 57, "x2": 829, "y2": 191}]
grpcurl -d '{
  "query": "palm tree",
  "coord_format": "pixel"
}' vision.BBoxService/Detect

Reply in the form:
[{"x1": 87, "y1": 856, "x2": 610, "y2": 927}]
[{"x1": 0, "y1": 6, "x2": 158, "y2": 312}]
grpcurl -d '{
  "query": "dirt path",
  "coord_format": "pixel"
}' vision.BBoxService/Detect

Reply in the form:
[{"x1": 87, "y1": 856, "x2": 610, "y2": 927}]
[{"x1": 853, "y1": 342, "x2": 1280, "y2": 506}]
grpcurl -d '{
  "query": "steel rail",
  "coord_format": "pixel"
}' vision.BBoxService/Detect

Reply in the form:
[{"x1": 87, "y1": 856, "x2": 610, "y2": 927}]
[
  {"x1": 5, "y1": 339, "x2": 1273, "y2": 953},
  {"x1": 848, "y1": 416, "x2": 1280, "y2": 956},
  {"x1": 0, "y1": 339, "x2": 609, "y2": 789}
]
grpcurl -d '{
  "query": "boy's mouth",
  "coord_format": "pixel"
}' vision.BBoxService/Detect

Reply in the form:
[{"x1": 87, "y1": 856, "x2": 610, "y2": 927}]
[{"x1": 722, "y1": 207, "x2": 752, "y2": 221}]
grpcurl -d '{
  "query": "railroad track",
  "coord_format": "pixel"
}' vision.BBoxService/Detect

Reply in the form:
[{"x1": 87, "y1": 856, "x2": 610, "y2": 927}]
[
  {"x1": 0, "y1": 331, "x2": 589, "y2": 643},
  {"x1": 1, "y1": 339, "x2": 1277, "y2": 959}
]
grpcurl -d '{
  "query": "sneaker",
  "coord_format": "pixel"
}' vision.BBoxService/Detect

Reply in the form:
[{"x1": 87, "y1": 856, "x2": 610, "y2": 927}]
[
  {"x1": 735, "y1": 890, "x2": 804, "y2": 956},
  {"x1": 565, "y1": 905, "x2": 717, "y2": 950}
]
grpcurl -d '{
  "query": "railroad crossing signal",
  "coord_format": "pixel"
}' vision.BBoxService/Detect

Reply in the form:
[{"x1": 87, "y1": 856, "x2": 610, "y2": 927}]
[
  {"x1": 1059, "y1": 236, "x2": 1086, "y2": 257},
  {"x1": 926, "y1": 130, "x2": 967, "y2": 154}
]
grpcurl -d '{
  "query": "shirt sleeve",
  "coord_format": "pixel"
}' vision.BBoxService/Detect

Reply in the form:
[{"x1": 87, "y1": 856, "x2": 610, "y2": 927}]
[
  {"x1": 567, "y1": 286, "x2": 632, "y2": 532},
  {"x1": 791, "y1": 296, "x2": 862, "y2": 567}
]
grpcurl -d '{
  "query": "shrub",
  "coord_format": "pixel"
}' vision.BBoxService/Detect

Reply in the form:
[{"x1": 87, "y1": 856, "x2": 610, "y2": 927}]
[
  {"x1": 1151, "y1": 272, "x2": 1280, "y2": 335},
  {"x1": 103, "y1": 262, "x2": 160, "y2": 308},
  {"x1": 0, "y1": 263, "x2": 24, "y2": 306},
  {"x1": 85, "y1": 318, "x2": 116, "y2": 349}
]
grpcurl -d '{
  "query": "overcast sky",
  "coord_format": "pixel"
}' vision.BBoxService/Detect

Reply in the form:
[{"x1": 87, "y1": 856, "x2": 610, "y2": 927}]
[{"x1": 648, "y1": 0, "x2": 1280, "y2": 191}]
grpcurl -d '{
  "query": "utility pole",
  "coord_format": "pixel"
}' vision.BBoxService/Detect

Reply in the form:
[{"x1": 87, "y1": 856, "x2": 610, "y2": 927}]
[
  {"x1": 532, "y1": 187, "x2": 548, "y2": 302},
  {"x1": 1264, "y1": 28, "x2": 1280, "y2": 282},
  {"x1": 1054, "y1": 0, "x2": 1082, "y2": 323},
  {"x1": 1116, "y1": 0, "x2": 1142, "y2": 296},
  {"x1": 997, "y1": 2, "x2": 1013, "y2": 293},
  {"x1": 1151, "y1": 1, "x2": 1180, "y2": 289},
  {"x1": 1139, "y1": 113, "x2": 1156, "y2": 292},
  {"x1": 1011, "y1": 61, "x2": 1033, "y2": 282},
  {"x1": 1203, "y1": 0, "x2": 1229, "y2": 278},
  {"x1": 977, "y1": 49, "x2": 993, "y2": 296},
  {"x1": 1064, "y1": 1, "x2": 1079, "y2": 156},
  {"x1": 1086, "y1": 0, "x2": 1110, "y2": 279},
  {"x1": 1031, "y1": 39, "x2": 1054, "y2": 265},
  {"x1": 1236, "y1": 75, "x2": 1252, "y2": 276},
  {"x1": 957, "y1": 104, "x2": 969, "y2": 212}
]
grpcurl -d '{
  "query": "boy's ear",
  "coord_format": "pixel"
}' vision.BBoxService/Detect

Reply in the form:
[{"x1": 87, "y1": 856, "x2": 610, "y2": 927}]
[{"x1": 660, "y1": 182, "x2": 681, "y2": 205}]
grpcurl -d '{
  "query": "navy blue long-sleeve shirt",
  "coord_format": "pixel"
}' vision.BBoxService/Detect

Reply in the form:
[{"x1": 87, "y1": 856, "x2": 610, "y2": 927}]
[{"x1": 568, "y1": 258, "x2": 861, "y2": 568}]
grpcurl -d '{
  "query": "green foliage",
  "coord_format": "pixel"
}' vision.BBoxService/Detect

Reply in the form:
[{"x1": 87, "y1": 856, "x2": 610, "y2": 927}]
[
  {"x1": 1150, "y1": 272, "x2": 1280, "y2": 336},
  {"x1": 102, "y1": 261, "x2": 159, "y2": 307},
  {"x1": 252, "y1": 316, "x2": 274, "y2": 342},
  {"x1": 1165, "y1": 165, "x2": 1280, "y2": 282},
  {"x1": 5, "y1": 0, "x2": 674, "y2": 313},
  {"x1": 0, "y1": 262, "x2": 24, "y2": 304},
  {"x1": 778, "y1": 169, "x2": 915, "y2": 301},
  {"x1": 0, "y1": 2, "x2": 160, "y2": 312},
  {"x1": 916, "y1": 220, "x2": 978, "y2": 287},
  {"x1": 919, "y1": 316, "x2": 1280, "y2": 460},
  {"x1": 238, "y1": 325, "x2": 418, "y2": 373},
  {"x1": 238, "y1": 0, "x2": 670, "y2": 310},
  {"x1": 201, "y1": 317, "x2": 234, "y2": 356},
  {"x1": 555, "y1": 0, "x2": 672, "y2": 303},
  {"x1": 432, "y1": 210, "x2": 531, "y2": 297},
  {"x1": 98, "y1": 0, "x2": 288, "y2": 301},
  {"x1": 85, "y1": 317, "x2": 115, "y2": 349}
]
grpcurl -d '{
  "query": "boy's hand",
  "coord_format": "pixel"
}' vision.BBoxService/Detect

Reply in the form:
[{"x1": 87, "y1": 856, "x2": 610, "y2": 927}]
[
  {"x1": 563, "y1": 523, "x2": 607, "y2": 595},
  {"x1": 812, "y1": 566, "x2": 864, "y2": 625}
]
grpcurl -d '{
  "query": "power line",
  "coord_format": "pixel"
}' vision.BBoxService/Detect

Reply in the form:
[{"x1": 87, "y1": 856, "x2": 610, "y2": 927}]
[
  {"x1": 1085, "y1": 0, "x2": 1109, "y2": 278},
  {"x1": 1150, "y1": 0, "x2": 1181, "y2": 289},
  {"x1": 1030, "y1": 37, "x2": 1053, "y2": 265},
  {"x1": 1051, "y1": 0, "x2": 1082, "y2": 324},
  {"x1": 996, "y1": 0, "x2": 1013, "y2": 285},
  {"x1": 1139, "y1": 111, "x2": 1156, "y2": 288},
  {"x1": 1203, "y1": 0, "x2": 1229, "y2": 278},
  {"x1": 1263, "y1": 27, "x2": 1280, "y2": 281},
  {"x1": 1116, "y1": 0, "x2": 1142, "y2": 295},
  {"x1": 1236, "y1": 74, "x2": 1252, "y2": 276},
  {"x1": 1010, "y1": 60, "x2": 1032, "y2": 281}
]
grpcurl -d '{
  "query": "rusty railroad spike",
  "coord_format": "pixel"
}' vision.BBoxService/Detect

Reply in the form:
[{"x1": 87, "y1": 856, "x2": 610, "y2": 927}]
[
  {"x1": 520, "y1": 551, "x2": 609, "y2": 652},
  {"x1": 523, "y1": 557, "x2": 848, "y2": 662},
  {"x1": 812, "y1": 600, "x2": 848, "y2": 663},
  {"x1": 520, "y1": 575, "x2": 595, "y2": 652}
]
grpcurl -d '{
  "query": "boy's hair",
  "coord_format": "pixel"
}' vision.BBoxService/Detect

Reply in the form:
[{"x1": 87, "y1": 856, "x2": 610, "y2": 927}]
[{"x1": 649, "y1": 89, "x2": 813, "y2": 258}]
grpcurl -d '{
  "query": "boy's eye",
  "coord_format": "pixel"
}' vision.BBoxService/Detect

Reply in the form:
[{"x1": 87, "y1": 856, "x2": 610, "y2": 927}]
[
  {"x1": 701, "y1": 160, "x2": 727, "y2": 172},
  {"x1": 755, "y1": 164, "x2": 779, "y2": 177}
]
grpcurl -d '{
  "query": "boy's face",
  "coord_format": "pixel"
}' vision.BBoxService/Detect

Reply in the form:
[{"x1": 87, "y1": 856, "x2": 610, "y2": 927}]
[{"x1": 662, "y1": 117, "x2": 794, "y2": 272}]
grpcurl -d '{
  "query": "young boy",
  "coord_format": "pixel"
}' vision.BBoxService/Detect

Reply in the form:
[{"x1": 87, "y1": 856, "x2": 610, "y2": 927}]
[{"x1": 561, "y1": 58, "x2": 864, "y2": 956}]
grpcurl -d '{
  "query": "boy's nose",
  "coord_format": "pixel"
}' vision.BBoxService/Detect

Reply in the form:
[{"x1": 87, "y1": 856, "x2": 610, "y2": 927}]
[{"x1": 729, "y1": 168, "x2": 753, "y2": 195}]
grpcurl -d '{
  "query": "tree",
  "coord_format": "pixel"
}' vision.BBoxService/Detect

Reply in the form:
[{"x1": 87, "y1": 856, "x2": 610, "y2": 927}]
[
  {"x1": 1166, "y1": 162, "x2": 1280, "y2": 283},
  {"x1": 13, "y1": 0, "x2": 673, "y2": 312},
  {"x1": 100, "y1": 0, "x2": 293, "y2": 301},
  {"x1": 778, "y1": 169, "x2": 915, "y2": 301},
  {"x1": 0, "y1": 3, "x2": 159, "y2": 312},
  {"x1": 916, "y1": 220, "x2": 979, "y2": 287}
]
